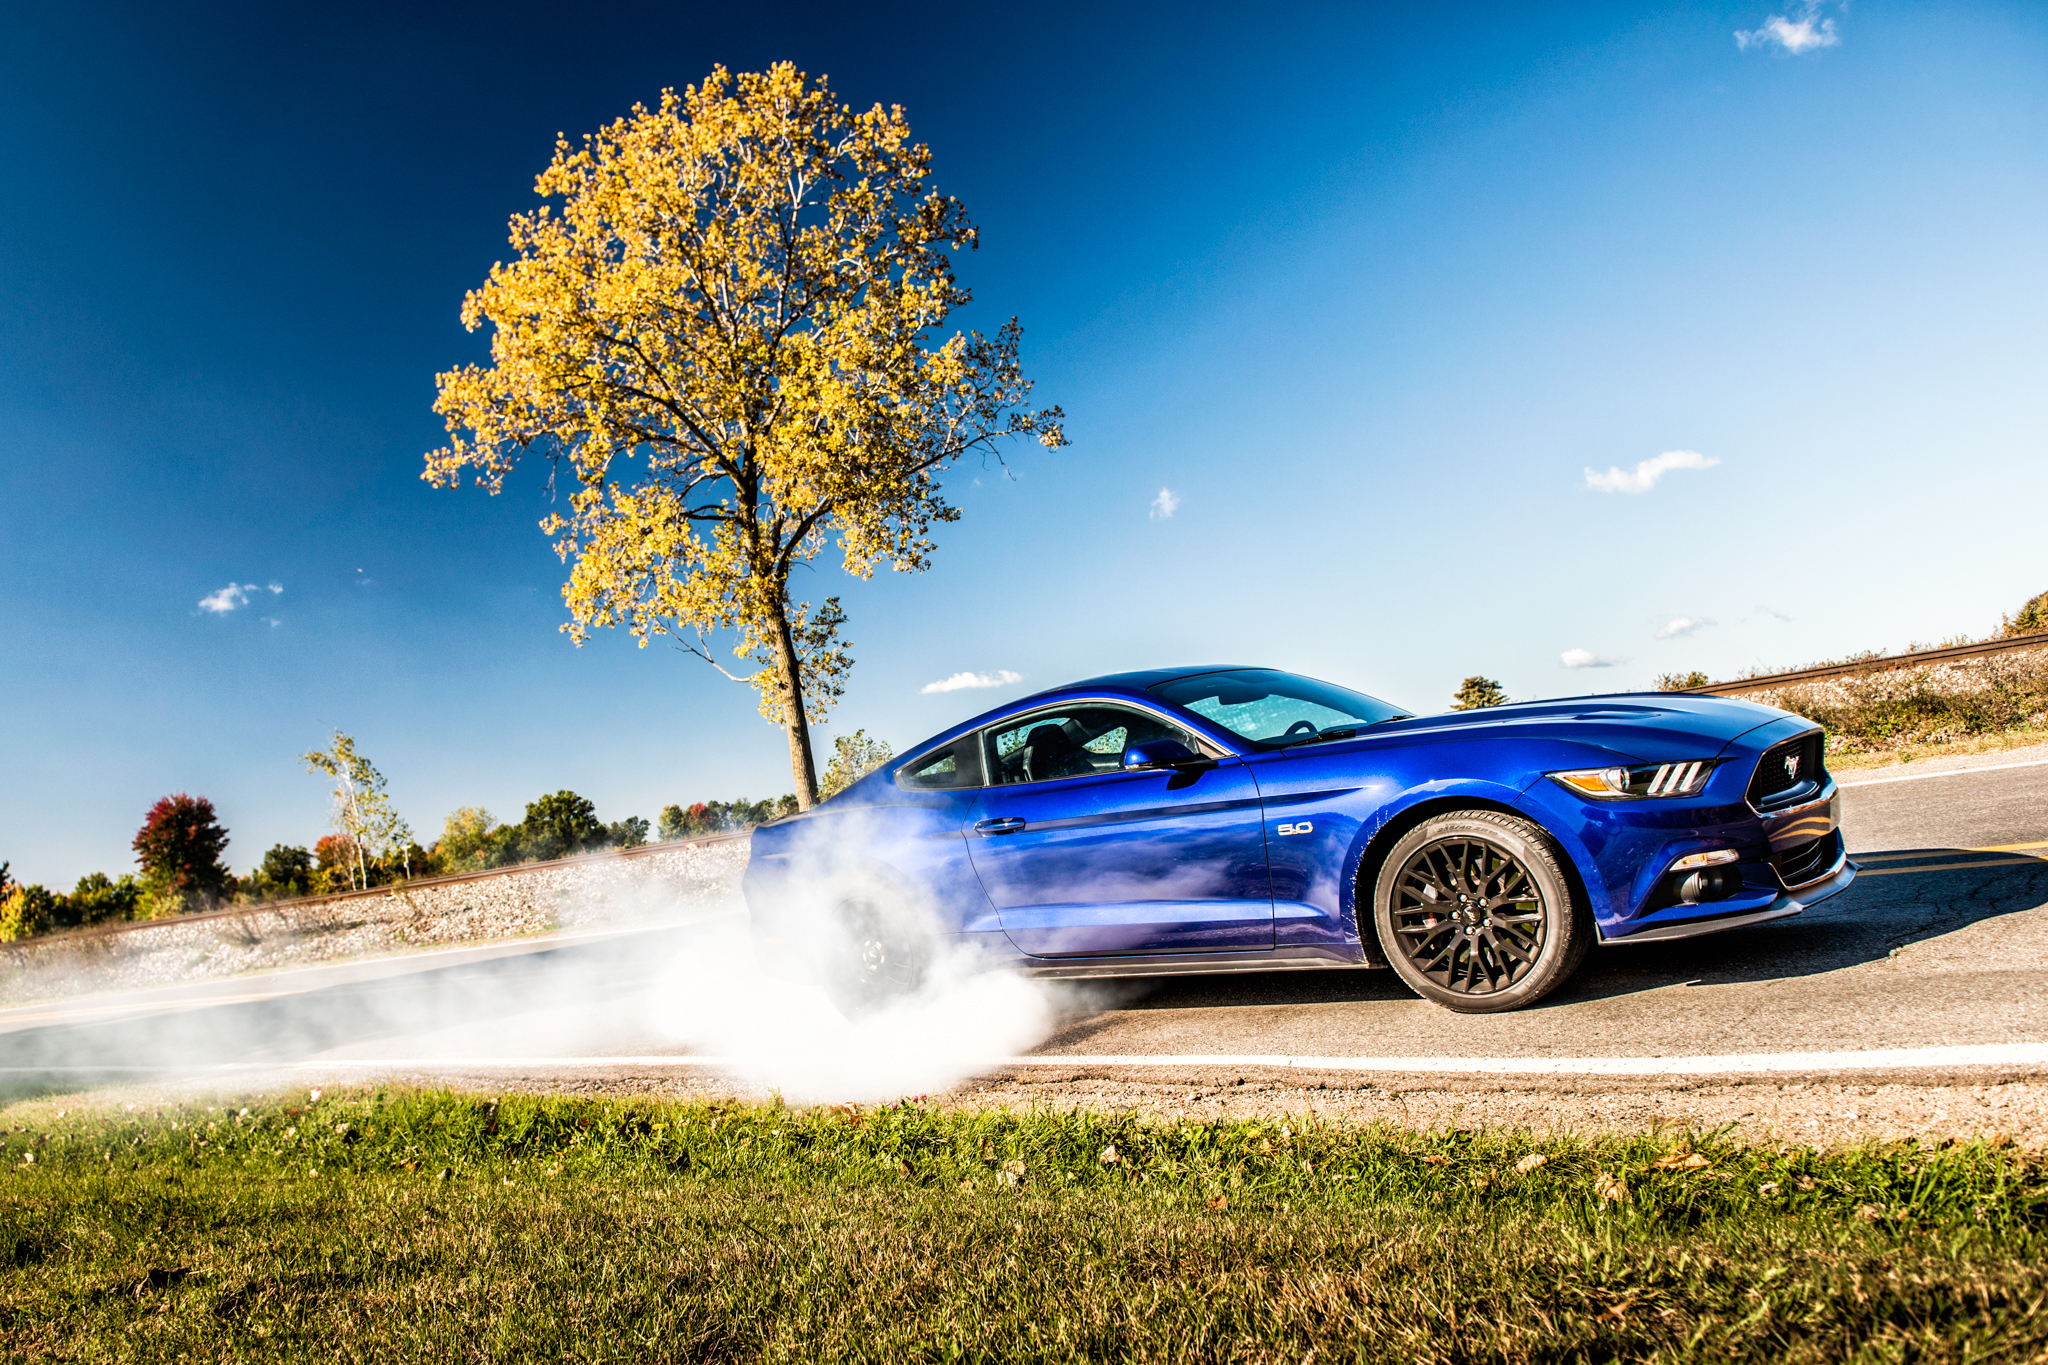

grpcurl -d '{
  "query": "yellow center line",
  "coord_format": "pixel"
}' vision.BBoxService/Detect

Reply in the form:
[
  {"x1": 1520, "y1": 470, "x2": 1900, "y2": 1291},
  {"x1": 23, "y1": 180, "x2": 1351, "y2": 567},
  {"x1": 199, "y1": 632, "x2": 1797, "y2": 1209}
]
[
  {"x1": 1854, "y1": 841, "x2": 2048, "y2": 863},
  {"x1": 1857, "y1": 856, "x2": 2046, "y2": 877}
]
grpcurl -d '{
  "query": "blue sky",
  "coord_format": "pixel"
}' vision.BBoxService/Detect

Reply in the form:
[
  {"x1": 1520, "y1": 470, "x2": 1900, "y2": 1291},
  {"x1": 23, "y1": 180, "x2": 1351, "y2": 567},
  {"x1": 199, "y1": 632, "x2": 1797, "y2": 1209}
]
[{"x1": 2, "y1": 1, "x2": 2042, "y2": 887}]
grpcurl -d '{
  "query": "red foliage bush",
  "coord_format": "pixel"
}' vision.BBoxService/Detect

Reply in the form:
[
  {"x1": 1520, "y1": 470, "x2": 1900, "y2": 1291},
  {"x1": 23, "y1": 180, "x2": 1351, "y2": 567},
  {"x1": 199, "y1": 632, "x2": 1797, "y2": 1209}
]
[{"x1": 132, "y1": 794, "x2": 232, "y2": 899}]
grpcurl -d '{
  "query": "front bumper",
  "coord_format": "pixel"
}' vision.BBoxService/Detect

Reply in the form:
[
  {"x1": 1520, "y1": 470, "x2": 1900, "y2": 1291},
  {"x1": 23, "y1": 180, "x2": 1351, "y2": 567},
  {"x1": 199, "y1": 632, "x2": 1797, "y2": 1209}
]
[{"x1": 1599, "y1": 846, "x2": 1857, "y2": 945}]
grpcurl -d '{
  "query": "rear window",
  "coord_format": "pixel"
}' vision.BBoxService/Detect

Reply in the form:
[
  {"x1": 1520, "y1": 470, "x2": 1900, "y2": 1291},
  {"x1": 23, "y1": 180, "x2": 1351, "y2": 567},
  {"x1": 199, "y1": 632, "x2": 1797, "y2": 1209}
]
[{"x1": 895, "y1": 736, "x2": 986, "y2": 790}]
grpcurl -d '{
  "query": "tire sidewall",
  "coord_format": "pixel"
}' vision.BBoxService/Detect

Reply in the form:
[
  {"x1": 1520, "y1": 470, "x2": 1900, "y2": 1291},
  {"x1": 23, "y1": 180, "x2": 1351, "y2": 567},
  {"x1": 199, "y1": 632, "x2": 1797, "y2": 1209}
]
[
  {"x1": 820, "y1": 878, "x2": 937, "y2": 1016},
  {"x1": 1371, "y1": 811, "x2": 1586, "y2": 1014}
]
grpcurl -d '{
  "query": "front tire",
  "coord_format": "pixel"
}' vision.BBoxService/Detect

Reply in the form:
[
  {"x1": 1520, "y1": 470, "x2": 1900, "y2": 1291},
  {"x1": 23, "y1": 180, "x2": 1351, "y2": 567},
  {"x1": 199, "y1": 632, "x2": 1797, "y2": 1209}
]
[{"x1": 1371, "y1": 810, "x2": 1592, "y2": 1013}]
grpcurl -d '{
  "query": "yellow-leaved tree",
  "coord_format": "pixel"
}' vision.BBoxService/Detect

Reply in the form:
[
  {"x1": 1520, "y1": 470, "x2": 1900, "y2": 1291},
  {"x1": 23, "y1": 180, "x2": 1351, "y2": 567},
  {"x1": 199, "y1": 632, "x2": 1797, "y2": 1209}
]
[{"x1": 426, "y1": 64, "x2": 1064, "y2": 806}]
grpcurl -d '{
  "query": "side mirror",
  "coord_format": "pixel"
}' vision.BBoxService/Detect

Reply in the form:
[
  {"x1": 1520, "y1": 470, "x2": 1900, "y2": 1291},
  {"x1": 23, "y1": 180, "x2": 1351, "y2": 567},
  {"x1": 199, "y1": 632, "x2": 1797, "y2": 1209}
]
[{"x1": 1123, "y1": 739, "x2": 1215, "y2": 772}]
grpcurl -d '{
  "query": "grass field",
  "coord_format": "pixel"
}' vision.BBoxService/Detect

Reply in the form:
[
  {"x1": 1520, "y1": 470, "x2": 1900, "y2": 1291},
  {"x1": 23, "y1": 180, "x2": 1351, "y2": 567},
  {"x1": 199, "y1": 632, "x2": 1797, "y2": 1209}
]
[{"x1": 5, "y1": 1089, "x2": 2047, "y2": 1362}]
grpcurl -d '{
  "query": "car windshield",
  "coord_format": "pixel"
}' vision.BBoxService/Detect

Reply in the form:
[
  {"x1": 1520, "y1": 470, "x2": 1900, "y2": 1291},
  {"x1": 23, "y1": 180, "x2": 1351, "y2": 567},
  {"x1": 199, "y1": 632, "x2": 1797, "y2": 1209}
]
[{"x1": 1150, "y1": 669, "x2": 1410, "y2": 747}]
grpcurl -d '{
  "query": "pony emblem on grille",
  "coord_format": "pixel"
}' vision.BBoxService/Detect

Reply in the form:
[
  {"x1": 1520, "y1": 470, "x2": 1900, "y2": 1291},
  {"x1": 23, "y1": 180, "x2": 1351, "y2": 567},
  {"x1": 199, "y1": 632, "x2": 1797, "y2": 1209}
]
[{"x1": 1783, "y1": 753, "x2": 1801, "y2": 781}]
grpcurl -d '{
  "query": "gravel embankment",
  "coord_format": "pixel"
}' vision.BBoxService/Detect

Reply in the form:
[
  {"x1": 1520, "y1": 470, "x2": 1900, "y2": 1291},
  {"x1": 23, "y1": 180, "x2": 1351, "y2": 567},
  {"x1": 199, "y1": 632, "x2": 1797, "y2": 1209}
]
[
  {"x1": 1724, "y1": 643, "x2": 2048, "y2": 756},
  {"x1": 0, "y1": 839, "x2": 750, "y2": 1008}
]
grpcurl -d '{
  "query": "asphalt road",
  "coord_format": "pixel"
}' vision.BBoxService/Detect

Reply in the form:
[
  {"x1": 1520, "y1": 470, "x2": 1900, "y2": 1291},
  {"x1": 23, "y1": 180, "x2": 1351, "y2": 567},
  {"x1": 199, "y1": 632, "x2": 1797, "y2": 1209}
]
[{"x1": 2, "y1": 752, "x2": 2044, "y2": 1092}]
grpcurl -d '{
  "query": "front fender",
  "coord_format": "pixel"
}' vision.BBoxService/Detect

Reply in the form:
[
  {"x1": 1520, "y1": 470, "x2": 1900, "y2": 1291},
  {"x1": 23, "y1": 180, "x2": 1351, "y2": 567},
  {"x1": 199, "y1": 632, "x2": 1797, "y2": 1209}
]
[{"x1": 1253, "y1": 734, "x2": 1648, "y2": 956}]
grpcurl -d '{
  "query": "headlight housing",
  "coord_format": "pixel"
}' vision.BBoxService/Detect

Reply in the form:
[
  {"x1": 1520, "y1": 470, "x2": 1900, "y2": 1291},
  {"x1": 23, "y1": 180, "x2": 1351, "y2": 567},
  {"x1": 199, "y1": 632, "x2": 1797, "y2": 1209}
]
[{"x1": 1549, "y1": 760, "x2": 1723, "y2": 800}]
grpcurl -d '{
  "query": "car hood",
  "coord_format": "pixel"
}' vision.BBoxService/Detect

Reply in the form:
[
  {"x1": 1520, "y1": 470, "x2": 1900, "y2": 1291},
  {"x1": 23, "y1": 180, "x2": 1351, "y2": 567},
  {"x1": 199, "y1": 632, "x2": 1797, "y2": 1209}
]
[{"x1": 1342, "y1": 693, "x2": 1796, "y2": 764}]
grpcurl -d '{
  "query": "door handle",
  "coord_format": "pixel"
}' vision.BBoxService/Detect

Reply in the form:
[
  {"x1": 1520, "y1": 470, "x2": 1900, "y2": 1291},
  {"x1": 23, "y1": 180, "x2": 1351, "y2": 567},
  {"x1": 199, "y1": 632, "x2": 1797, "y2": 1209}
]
[{"x1": 974, "y1": 817, "x2": 1027, "y2": 836}]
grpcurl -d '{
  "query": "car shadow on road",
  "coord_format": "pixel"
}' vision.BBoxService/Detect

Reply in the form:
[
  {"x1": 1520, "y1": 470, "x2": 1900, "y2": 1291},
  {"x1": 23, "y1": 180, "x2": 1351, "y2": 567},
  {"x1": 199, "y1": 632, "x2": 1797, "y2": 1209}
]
[
  {"x1": 1550, "y1": 847, "x2": 2046, "y2": 1009},
  {"x1": 1053, "y1": 849, "x2": 2048, "y2": 1023}
]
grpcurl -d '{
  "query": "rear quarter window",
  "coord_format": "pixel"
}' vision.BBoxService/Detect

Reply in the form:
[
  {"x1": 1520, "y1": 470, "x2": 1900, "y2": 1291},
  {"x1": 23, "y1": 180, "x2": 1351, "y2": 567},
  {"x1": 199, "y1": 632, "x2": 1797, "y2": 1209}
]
[{"x1": 895, "y1": 736, "x2": 986, "y2": 790}]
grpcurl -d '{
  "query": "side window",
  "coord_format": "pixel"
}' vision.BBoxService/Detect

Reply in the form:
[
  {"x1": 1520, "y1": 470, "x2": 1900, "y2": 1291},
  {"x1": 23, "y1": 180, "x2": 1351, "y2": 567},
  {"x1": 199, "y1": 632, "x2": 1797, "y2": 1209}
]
[
  {"x1": 896, "y1": 736, "x2": 985, "y2": 791},
  {"x1": 984, "y1": 706, "x2": 1197, "y2": 786}
]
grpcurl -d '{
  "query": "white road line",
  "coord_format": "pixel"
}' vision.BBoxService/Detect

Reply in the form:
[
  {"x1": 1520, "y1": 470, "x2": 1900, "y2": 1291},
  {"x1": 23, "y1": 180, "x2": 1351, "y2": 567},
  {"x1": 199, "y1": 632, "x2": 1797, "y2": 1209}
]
[
  {"x1": 1838, "y1": 758, "x2": 2048, "y2": 788},
  {"x1": 9, "y1": 1042, "x2": 2048, "y2": 1076},
  {"x1": 1003, "y1": 1045, "x2": 2048, "y2": 1074}
]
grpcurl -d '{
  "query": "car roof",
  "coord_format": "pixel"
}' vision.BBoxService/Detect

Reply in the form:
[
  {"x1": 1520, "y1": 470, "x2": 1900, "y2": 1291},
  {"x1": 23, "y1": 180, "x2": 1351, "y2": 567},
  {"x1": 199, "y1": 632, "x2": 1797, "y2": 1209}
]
[{"x1": 1043, "y1": 664, "x2": 1261, "y2": 695}]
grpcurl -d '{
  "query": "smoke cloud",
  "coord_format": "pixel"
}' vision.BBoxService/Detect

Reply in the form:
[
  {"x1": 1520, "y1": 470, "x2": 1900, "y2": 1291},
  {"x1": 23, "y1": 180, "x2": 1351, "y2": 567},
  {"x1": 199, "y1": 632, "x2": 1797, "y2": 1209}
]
[{"x1": 4, "y1": 829, "x2": 1084, "y2": 1105}]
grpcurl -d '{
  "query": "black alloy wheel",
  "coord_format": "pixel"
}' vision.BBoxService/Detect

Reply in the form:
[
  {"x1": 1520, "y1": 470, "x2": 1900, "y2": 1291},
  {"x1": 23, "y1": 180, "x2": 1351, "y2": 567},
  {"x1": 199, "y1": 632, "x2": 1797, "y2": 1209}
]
[
  {"x1": 1372, "y1": 810, "x2": 1592, "y2": 1013},
  {"x1": 822, "y1": 893, "x2": 932, "y2": 1017}
]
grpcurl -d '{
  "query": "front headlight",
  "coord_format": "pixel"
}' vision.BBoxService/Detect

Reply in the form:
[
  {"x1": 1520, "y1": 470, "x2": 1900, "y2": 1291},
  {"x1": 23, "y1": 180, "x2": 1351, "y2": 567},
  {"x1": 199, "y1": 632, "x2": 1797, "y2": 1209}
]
[{"x1": 1549, "y1": 760, "x2": 1723, "y2": 800}]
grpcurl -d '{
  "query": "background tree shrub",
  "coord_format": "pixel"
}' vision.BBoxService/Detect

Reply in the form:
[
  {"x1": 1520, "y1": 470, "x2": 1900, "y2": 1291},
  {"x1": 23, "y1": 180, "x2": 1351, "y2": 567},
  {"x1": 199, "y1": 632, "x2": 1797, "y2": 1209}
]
[
  {"x1": 519, "y1": 791, "x2": 606, "y2": 862},
  {"x1": 312, "y1": 834, "x2": 360, "y2": 893},
  {"x1": 656, "y1": 796, "x2": 795, "y2": 840},
  {"x1": 819, "y1": 730, "x2": 895, "y2": 799},
  {"x1": 1655, "y1": 670, "x2": 1712, "y2": 692},
  {"x1": 247, "y1": 845, "x2": 315, "y2": 901},
  {"x1": 436, "y1": 807, "x2": 506, "y2": 872},
  {"x1": 657, "y1": 803, "x2": 703, "y2": 841},
  {"x1": 303, "y1": 732, "x2": 412, "y2": 890},
  {"x1": 392, "y1": 840, "x2": 439, "y2": 880},
  {"x1": 1449, "y1": 676, "x2": 1508, "y2": 710},
  {"x1": 0, "y1": 883, "x2": 57, "y2": 941},
  {"x1": 131, "y1": 794, "x2": 232, "y2": 915},
  {"x1": 2004, "y1": 589, "x2": 2048, "y2": 637},
  {"x1": 62, "y1": 872, "x2": 140, "y2": 926},
  {"x1": 606, "y1": 816, "x2": 650, "y2": 849}
]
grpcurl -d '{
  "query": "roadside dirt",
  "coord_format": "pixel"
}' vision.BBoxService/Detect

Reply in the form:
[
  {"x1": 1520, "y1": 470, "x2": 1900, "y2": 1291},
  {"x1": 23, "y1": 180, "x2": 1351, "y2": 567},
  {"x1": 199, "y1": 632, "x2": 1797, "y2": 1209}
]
[
  {"x1": 944, "y1": 1067, "x2": 2048, "y2": 1148},
  {"x1": 1830, "y1": 735, "x2": 2048, "y2": 777},
  {"x1": 69, "y1": 1064, "x2": 2040, "y2": 1150}
]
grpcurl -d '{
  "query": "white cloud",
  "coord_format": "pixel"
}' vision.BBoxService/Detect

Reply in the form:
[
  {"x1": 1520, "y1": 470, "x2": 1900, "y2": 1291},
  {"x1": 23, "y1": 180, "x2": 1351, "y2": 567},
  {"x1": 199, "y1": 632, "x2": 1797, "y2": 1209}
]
[
  {"x1": 1657, "y1": 616, "x2": 1715, "y2": 639},
  {"x1": 1583, "y1": 449, "x2": 1720, "y2": 495},
  {"x1": 1736, "y1": 4, "x2": 1841, "y2": 54},
  {"x1": 1561, "y1": 649, "x2": 1627, "y2": 669},
  {"x1": 198, "y1": 581, "x2": 282, "y2": 614},
  {"x1": 921, "y1": 669, "x2": 1024, "y2": 695},
  {"x1": 1756, "y1": 604, "x2": 1794, "y2": 622},
  {"x1": 1149, "y1": 487, "x2": 1180, "y2": 520}
]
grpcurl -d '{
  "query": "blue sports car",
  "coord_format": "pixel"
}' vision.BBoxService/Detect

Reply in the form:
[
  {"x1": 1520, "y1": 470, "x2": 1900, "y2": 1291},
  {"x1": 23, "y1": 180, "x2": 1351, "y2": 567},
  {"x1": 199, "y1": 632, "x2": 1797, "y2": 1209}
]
[{"x1": 743, "y1": 666, "x2": 1855, "y2": 1013}]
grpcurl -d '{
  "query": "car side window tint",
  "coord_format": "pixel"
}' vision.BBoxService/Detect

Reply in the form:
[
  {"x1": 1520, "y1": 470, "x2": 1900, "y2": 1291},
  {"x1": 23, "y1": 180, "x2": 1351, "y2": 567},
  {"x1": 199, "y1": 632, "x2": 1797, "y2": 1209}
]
[
  {"x1": 896, "y1": 736, "x2": 985, "y2": 790},
  {"x1": 985, "y1": 706, "x2": 1197, "y2": 786}
]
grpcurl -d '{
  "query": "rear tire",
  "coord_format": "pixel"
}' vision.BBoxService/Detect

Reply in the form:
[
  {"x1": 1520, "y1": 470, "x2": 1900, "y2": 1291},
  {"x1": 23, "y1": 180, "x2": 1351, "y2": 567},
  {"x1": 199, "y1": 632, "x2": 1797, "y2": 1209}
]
[
  {"x1": 821, "y1": 891, "x2": 934, "y2": 1017},
  {"x1": 1371, "y1": 810, "x2": 1592, "y2": 1013}
]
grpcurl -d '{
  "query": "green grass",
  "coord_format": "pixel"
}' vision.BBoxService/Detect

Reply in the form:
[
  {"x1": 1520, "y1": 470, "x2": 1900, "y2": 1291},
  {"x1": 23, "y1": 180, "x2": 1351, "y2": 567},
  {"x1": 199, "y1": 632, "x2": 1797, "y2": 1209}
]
[{"x1": 4, "y1": 1089, "x2": 2047, "y2": 1361}]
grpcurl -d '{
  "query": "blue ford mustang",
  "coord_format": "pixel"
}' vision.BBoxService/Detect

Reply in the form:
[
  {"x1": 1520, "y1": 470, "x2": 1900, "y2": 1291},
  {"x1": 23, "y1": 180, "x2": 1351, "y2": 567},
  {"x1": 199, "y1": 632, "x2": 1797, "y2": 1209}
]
[{"x1": 743, "y1": 666, "x2": 1855, "y2": 1013}]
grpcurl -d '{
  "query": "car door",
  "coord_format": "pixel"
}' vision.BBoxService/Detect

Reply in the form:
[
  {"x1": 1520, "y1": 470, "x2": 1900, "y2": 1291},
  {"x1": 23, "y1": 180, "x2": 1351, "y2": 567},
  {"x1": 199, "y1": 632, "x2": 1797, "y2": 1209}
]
[{"x1": 964, "y1": 702, "x2": 1274, "y2": 956}]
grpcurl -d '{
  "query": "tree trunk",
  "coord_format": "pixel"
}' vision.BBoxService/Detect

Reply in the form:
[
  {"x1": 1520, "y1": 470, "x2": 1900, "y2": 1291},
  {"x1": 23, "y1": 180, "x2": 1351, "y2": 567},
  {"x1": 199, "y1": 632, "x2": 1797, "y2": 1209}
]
[
  {"x1": 343, "y1": 786, "x2": 368, "y2": 891},
  {"x1": 771, "y1": 605, "x2": 821, "y2": 809}
]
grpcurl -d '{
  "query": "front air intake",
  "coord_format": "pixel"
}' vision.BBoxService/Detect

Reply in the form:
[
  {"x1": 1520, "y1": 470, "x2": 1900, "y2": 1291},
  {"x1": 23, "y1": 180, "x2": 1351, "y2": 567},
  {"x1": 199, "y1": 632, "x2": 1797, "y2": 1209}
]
[
  {"x1": 1771, "y1": 829, "x2": 1844, "y2": 889},
  {"x1": 1748, "y1": 733, "x2": 1826, "y2": 808}
]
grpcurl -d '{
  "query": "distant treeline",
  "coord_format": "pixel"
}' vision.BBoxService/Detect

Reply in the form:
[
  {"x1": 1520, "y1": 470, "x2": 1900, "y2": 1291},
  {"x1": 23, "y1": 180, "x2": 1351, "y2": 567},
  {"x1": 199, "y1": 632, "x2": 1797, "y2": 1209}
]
[
  {"x1": 0, "y1": 789, "x2": 795, "y2": 943},
  {"x1": 2, "y1": 730, "x2": 900, "y2": 944}
]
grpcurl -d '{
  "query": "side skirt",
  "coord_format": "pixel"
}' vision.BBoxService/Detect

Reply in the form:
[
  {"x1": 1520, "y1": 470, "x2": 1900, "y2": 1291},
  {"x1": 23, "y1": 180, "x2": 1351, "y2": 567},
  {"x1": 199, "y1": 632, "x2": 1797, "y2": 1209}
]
[{"x1": 1021, "y1": 947, "x2": 1377, "y2": 981}]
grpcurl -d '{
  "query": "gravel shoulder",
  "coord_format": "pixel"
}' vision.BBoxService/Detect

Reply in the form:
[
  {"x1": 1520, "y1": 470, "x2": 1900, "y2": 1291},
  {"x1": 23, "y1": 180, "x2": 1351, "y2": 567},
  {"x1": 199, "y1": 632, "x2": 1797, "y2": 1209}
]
[
  {"x1": 71, "y1": 1062, "x2": 2039, "y2": 1151},
  {"x1": 1830, "y1": 736, "x2": 2048, "y2": 778}
]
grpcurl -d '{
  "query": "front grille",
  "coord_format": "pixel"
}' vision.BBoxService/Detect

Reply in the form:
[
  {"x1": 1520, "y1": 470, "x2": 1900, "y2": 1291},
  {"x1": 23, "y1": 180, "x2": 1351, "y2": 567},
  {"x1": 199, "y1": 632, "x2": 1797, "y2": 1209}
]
[
  {"x1": 1748, "y1": 732, "x2": 1826, "y2": 806},
  {"x1": 1772, "y1": 829, "x2": 1842, "y2": 888}
]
